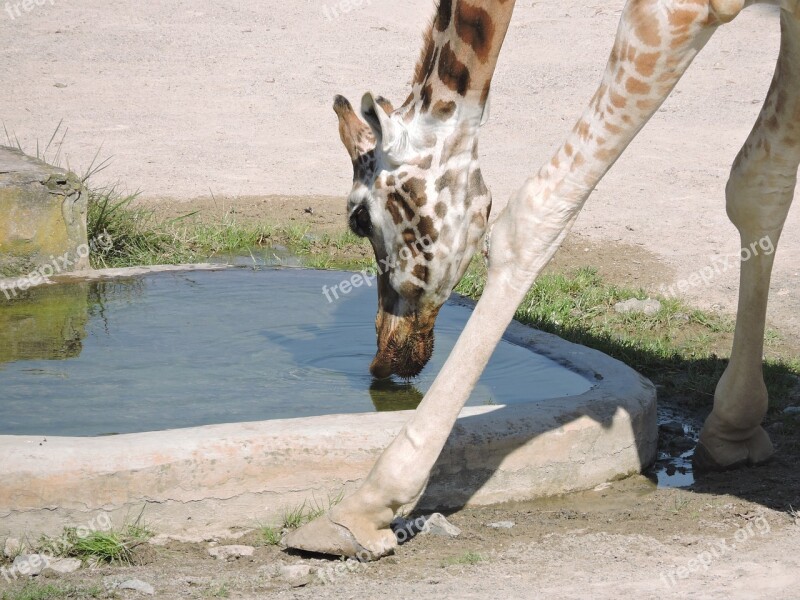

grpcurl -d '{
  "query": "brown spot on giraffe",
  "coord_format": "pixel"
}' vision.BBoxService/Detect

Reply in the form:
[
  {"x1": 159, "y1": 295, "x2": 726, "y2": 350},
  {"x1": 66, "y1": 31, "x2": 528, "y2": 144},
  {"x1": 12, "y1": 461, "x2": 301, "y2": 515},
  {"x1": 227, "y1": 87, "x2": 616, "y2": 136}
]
[
  {"x1": 417, "y1": 215, "x2": 439, "y2": 243},
  {"x1": 435, "y1": 0, "x2": 452, "y2": 32},
  {"x1": 631, "y1": 0, "x2": 662, "y2": 47},
  {"x1": 438, "y1": 42, "x2": 471, "y2": 96},
  {"x1": 431, "y1": 100, "x2": 457, "y2": 120},
  {"x1": 634, "y1": 51, "x2": 660, "y2": 77},
  {"x1": 454, "y1": 1, "x2": 496, "y2": 63},
  {"x1": 412, "y1": 264, "x2": 430, "y2": 284},
  {"x1": 402, "y1": 178, "x2": 428, "y2": 207},
  {"x1": 436, "y1": 169, "x2": 459, "y2": 193},
  {"x1": 626, "y1": 77, "x2": 651, "y2": 96}
]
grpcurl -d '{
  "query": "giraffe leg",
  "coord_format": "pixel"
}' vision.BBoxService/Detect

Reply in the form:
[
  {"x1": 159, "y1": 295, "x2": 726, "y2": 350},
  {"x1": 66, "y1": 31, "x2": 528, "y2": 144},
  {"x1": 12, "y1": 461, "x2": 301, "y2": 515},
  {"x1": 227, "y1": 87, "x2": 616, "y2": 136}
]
[
  {"x1": 696, "y1": 8, "x2": 800, "y2": 470},
  {"x1": 287, "y1": 0, "x2": 725, "y2": 559}
]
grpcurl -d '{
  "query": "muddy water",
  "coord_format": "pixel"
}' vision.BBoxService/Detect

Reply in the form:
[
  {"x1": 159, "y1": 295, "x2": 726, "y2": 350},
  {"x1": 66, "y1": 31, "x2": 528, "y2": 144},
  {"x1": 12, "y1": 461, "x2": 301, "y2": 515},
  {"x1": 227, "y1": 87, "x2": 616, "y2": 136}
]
[{"x1": 0, "y1": 268, "x2": 592, "y2": 436}]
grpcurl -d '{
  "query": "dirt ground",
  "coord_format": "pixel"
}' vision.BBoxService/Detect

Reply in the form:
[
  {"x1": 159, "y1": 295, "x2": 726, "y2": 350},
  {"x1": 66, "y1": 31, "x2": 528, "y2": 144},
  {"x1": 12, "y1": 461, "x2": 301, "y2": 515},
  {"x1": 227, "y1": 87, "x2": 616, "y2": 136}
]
[
  {"x1": 2, "y1": 1, "x2": 800, "y2": 598},
  {"x1": 4, "y1": 474, "x2": 799, "y2": 599}
]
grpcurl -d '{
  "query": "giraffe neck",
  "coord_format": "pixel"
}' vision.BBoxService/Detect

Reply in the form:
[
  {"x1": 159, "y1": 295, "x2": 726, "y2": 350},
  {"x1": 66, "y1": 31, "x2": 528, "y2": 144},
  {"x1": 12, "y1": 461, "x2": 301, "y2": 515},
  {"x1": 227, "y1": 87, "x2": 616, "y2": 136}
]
[{"x1": 405, "y1": 0, "x2": 517, "y2": 126}]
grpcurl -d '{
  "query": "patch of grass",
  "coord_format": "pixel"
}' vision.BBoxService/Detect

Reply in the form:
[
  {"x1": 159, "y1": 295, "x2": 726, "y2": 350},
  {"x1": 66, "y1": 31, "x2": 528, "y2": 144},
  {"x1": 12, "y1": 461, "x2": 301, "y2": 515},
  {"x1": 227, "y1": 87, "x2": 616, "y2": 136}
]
[
  {"x1": 260, "y1": 526, "x2": 282, "y2": 546},
  {"x1": 441, "y1": 551, "x2": 483, "y2": 567},
  {"x1": 280, "y1": 490, "x2": 346, "y2": 531},
  {"x1": 1, "y1": 583, "x2": 103, "y2": 600},
  {"x1": 64, "y1": 529, "x2": 134, "y2": 564},
  {"x1": 87, "y1": 186, "x2": 197, "y2": 269},
  {"x1": 35, "y1": 512, "x2": 152, "y2": 566},
  {"x1": 455, "y1": 261, "x2": 800, "y2": 412},
  {"x1": 205, "y1": 583, "x2": 230, "y2": 598}
]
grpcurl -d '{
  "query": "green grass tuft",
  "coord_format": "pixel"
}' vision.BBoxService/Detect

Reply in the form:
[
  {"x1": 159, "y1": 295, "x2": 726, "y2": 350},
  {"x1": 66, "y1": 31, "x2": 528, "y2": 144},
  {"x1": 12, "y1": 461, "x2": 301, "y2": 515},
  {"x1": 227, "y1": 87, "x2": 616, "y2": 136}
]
[
  {"x1": 1, "y1": 583, "x2": 103, "y2": 600},
  {"x1": 441, "y1": 551, "x2": 484, "y2": 567}
]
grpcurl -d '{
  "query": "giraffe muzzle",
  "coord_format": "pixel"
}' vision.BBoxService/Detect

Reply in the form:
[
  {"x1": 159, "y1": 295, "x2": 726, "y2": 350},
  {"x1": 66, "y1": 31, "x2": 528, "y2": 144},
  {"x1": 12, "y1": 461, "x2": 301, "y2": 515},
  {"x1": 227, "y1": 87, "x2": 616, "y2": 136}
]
[{"x1": 370, "y1": 310, "x2": 439, "y2": 379}]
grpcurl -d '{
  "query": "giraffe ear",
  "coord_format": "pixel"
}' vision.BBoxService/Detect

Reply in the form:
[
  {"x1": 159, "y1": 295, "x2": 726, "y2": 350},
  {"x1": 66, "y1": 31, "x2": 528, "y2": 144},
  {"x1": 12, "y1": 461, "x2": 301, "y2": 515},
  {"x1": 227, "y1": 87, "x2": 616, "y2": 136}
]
[
  {"x1": 333, "y1": 94, "x2": 376, "y2": 161},
  {"x1": 361, "y1": 92, "x2": 407, "y2": 159}
]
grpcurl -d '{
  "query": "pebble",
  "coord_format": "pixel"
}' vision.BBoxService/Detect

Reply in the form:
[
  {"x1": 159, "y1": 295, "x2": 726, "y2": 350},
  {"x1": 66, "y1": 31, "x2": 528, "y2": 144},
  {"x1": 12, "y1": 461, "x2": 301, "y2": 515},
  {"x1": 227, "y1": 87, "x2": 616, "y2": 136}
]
[
  {"x1": 487, "y1": 521, "x2": 515, "y2": 529},
  {"x1": 208, "y1": 545, "x2": 255, "y2": 561},
  {"x1": 41, "y1": 558, "x2": 82, "y2": 577},
  {"x1": 783, "y1": 406, "x2": 800, "y2": 415},
  {"x1": 117, "y1": 579, "x2": 155, "y2": 595},
  {"x1": 278, "y1": 564, "x2": 314, "y2": 587},
  {"x1": 422, "y1": 513, "x2": 461, "y2": 537},
  {"x1": 12, "y1": 554, "x2": 49, "y2": 577}
]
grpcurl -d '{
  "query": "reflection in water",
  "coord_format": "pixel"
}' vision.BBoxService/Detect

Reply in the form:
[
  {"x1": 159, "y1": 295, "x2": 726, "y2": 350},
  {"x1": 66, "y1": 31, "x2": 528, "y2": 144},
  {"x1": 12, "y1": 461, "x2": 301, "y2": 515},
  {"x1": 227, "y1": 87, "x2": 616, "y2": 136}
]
[
  {"x1": 369, "y1": 379, "x2": 424, "y2": 412},
  {"x1": 0, "y1": 282, "x2": 90, "y2": 364},
  {"x1": 0, "y1": 277, "x2": 148, "y2": 365}
]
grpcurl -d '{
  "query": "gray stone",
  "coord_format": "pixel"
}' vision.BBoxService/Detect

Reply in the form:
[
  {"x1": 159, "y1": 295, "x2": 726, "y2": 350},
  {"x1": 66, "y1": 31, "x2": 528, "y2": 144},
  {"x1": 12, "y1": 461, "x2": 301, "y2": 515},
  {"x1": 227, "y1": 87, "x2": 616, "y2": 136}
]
[
  {"x1": 783, "y1": 406, "x2": 800, "y2": 415},
  {"x1": 614, "y1": 298, "x2": 661, "y2": 317},
  {"x1": 117, "y1": 579, "x2": 155, "y2": 595},
  {"x1": 41, "y1": 557, "x2": 82, "y2": 577},
  {"x1": 278, "y1": 563, "x2": 314, "y2": 587},
  {"x1": 3, "y1": 537, "x2": 22, "y2": 558},
  {"x1": 207, "y1": 544, "x2": 255, "y2": 560},
  {"x1": 487, "y1": 521, "x2": 515, "y2": 529},
  {"x1": 423, "y1": 513, "x2": 461, "y2": 537},
  {"x1": 660, "y1": 421, "x2": 685, "y2": 436},
  {"x1": 12, "y1": 554, "x2": 50, "y2": 576},
  {"x1": 0, "y1": 146, "x2": 89, "y2": 279}
]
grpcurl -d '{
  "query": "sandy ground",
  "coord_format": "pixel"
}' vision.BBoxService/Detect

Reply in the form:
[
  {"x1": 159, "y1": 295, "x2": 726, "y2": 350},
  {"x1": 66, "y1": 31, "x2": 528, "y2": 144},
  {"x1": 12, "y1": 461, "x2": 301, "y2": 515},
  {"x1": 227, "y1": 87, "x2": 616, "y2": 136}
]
[
  {"x1": 1, "y1": 0, "x2": 800, "y2": 335},
  {"x1": 2, "y1": 1, "x2": 800, "y2": 597}
]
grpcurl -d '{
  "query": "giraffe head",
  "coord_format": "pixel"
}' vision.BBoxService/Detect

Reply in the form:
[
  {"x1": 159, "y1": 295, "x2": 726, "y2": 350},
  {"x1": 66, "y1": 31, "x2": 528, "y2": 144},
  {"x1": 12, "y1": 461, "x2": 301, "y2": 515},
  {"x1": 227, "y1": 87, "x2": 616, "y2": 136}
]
[
  {"x1": 333, "y1": 0, "x2": 513, "y2": 379},
  {"x1": 333, "y1": 90, "x2": 491, "y2": 378}
]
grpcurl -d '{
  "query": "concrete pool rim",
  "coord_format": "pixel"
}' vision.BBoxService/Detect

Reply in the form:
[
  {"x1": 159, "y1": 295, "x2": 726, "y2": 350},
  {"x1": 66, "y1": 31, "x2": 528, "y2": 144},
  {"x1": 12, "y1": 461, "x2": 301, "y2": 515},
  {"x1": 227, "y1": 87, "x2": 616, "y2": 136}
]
[{"x1": 0, "y1": 264, "x2": 657, "y2": 539}]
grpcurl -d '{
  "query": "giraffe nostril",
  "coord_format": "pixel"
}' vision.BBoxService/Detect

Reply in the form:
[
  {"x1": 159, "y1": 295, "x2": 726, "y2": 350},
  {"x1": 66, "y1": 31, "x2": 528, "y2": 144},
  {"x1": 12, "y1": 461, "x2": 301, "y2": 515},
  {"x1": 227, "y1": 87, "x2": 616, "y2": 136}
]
[{"x1": 350, "y1": 205, "x2": 372, "y2": 237}]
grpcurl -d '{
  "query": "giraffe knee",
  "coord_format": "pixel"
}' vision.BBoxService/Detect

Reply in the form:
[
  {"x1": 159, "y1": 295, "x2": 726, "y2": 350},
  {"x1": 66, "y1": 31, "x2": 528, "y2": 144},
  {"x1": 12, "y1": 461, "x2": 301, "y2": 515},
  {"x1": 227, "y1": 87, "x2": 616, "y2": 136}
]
[{"x1": 725, "y1": 170, "x2": 794, "y2": 236}]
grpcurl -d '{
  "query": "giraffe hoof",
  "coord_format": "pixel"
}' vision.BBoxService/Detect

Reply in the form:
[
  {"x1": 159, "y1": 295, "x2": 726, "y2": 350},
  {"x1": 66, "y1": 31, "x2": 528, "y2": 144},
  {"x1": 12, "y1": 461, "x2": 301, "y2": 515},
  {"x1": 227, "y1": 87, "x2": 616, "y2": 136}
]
[
  {"x1": 284, "y1": 513, "x2": 397, "y2": 561},
  {"x1": 694, "y1": 426, "x2": 775, "y2": 471}
]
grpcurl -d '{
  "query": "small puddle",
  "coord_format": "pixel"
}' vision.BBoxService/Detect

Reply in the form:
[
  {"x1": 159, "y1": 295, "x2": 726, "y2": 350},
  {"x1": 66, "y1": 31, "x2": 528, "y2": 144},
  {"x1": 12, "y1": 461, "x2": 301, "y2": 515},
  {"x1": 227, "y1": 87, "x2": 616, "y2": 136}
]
[
  {"x1": 648, "y1": 406, "x2": 701, "y2": 488},
  {"x1": 0, "y1": 268, "x2": 593, "y2": 436}
]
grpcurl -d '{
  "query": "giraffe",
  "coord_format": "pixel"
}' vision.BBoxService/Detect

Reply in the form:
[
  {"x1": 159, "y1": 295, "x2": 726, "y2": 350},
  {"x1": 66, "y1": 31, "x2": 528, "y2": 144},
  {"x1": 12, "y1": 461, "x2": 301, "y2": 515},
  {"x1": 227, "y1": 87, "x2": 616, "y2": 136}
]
[{"x1": 286, "y1": 0, "x2": 800, "y2": 559}]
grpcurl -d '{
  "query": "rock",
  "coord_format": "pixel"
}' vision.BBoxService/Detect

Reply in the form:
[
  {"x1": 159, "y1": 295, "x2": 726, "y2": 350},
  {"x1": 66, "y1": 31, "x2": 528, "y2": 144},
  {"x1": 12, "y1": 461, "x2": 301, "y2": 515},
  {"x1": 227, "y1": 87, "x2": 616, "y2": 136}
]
[
  {"x1": 278, "y1": 564, "x2": 314, "y2": 587},
  {"x1": 3, "y1": 538, "x2": 22, "y2": 558},
  {"x1": 593, "y1": 482, "x2": 612, "y2": 492},
  {"x1": 41, "y1": 557, "x2": 82, "y2": 577},
  {"x1": 668, "y1": 436, "x2": 696, "y2": 453},
  {"x1": 117, "y1": 579, "x2": 155, "y2": 595},
  {"x1": 207, "y1": 545, "x2": 255, "y2": 561},
  {"x1": 12, "y1": 554, "x2": 49, "y2": 577},
  {"x1": 487, "y1": 521, "x2": 515, "y2": 529},
  {"x1": 614, "y1": 298, "x2": 661, "y2": 317},
  {"x1": 422, "y1": 513, "x2": 461, "y2": 537},
  {"x1": 660, "y1": 421, "x2": 685, "y2": 436},
  {"x1": 767, "y1": 422, "x2": 784, "y2": 433},
  {"x1": 783, "y1": 406, "x2": 800, "y2": 415},
  {"x1": 0, "y1": 146, "x2": 89, "y2": 279}
]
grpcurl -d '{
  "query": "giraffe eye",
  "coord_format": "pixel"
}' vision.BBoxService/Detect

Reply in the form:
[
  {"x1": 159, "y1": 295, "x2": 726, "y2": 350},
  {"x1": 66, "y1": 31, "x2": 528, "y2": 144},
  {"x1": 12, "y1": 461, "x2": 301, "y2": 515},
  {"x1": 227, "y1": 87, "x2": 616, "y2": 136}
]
[{"x1": 349, "y1": 205, "x2": 372, "y2": 237}]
